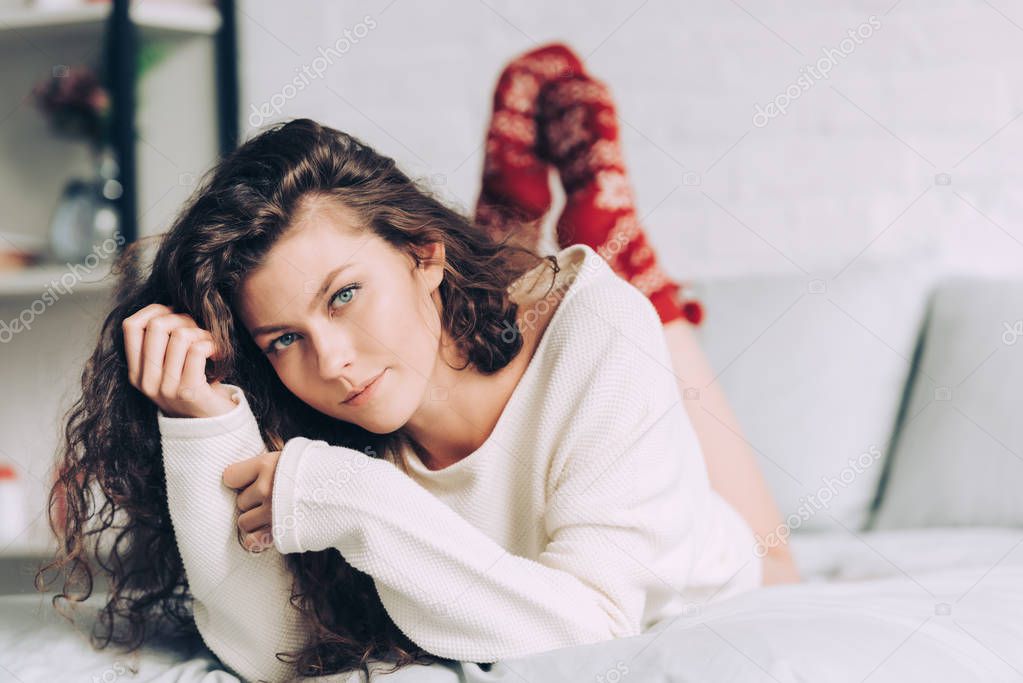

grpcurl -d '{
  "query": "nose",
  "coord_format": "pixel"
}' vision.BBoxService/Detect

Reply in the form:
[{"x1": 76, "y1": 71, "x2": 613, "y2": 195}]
[{"x1": 310, "y1": 328, "x2": 354, "y2": 383}]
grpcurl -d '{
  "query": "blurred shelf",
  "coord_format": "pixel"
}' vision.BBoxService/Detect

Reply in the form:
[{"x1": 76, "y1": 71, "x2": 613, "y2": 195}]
[
  {"x1": 0, "y1": 2, "x2": 221, "y2": 41},
  {"x1": 0, "y1": 536, "x2": 57, "y2": 560},
  {"x1": 0, "y1": 261, "x2": 115, "y2": 298}
]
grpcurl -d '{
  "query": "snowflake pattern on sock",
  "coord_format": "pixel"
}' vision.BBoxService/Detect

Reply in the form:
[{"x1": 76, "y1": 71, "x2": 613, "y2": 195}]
[{"x1": 475, "y1": 43, "x2": 704, "y2": 325}]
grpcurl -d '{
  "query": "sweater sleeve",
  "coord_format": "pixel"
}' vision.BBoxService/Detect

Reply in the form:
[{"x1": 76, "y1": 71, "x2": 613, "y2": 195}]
[
  {"x1": 157, "y1": 384, "x2": 309, "y2": 683},
  {"x1": 269, "y1": 286, "x2": 702, "y2": 663}
]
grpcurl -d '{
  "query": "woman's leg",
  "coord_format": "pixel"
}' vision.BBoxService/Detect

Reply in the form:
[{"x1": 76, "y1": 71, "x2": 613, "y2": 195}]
[
  {"x1": 474, "y1": 44, "x2": 583, "y2": 252},
  {"x1": 537, "y1": 66, "x2": 703, "y2": 326},
  {"x1": 662, "y1": 319, "x2": 800, "y2": 585}
]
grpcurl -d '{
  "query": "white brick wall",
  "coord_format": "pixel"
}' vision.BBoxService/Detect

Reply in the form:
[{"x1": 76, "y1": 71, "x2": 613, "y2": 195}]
[{"x1": 239, "y1": 0, "x2": 1023, "y2": 280}]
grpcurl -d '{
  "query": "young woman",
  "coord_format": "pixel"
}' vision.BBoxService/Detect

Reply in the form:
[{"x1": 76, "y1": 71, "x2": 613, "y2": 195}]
[{"x1": 40, "y1": 47, "x2": 795, "y2": 683}]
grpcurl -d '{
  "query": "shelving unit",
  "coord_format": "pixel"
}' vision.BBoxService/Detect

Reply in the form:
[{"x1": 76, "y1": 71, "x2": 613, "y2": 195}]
[
  {"x1": 2, "y1": 536, "x2": 58, "y2": 560},
  {"x1": 0, "y1": 2, "x2": 221, "y2": 39},
  {"x1": 0, "y1": 1, "x2": 238, "y2": 570},
  {"x1": 0, "y1": 261, "x2": 115, "y2": 296},
  {"x1": 0, "y1": 0, "x2": 237, "y2": 293}
]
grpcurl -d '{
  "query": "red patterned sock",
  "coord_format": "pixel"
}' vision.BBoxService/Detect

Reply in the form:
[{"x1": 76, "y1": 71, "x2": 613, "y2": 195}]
[
  {"x1": 538, "y1": 72, "x2": 703, "y2": 326},
  {"x1": 474, "y1": 44, "x2": 584, "y2": 249}
]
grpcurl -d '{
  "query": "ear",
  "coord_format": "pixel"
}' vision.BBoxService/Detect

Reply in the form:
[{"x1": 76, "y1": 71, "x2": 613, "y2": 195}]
[{"x1": 416, "y1": 241, "x2": 446, "y2": 292}]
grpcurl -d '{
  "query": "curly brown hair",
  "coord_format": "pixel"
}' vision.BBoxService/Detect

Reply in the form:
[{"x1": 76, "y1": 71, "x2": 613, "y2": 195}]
[{"x1": 35, "y1": 118, "x2": 560, "y2": 680}]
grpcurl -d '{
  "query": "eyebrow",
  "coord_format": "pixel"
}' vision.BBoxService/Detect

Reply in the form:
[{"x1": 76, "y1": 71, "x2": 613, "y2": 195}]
[{"x1": 250, "y1": 263, "x2": 354, "y2": 338}]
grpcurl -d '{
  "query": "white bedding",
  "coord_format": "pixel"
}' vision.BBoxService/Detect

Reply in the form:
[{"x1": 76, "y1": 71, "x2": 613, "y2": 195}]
[{"x1": 3, "y1": 527, "x2": 1022, "y2": 682}]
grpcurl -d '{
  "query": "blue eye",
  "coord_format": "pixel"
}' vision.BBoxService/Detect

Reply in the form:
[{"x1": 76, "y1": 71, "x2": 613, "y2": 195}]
[
  {"x1": 330, "y1": 283, "x2": 361, "y2": 308},
  {"x1": 270, "y1": 332, "x2": 297, "y2": 352},
  {"x1": 265, "y1": 283, "x2": 362, "y2": 354}
]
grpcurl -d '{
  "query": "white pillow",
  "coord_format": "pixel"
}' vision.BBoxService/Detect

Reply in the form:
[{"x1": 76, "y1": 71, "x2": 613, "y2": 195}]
[
  {"x1": 693, "y1": 259, "x2": 936, "y2": 532},
  {"x1": 871, "y1": 276, "x2": 1023, "y2": 529}
]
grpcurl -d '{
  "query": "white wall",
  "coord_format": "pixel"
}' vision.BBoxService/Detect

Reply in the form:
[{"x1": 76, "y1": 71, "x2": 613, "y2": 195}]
[{"x1": 238, "y1": 0, "x2": 1023, "y2": 281}]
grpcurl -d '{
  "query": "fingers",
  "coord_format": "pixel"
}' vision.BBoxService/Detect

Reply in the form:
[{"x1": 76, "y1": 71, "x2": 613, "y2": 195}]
[
  {"x1": 162, "y1": 331, "x2": 219, "y2": 407},
  {"x1": 225, "y1": 454, "x2": 279, "y2": 552},
  {"x1": 123, "y1": 303, "x2": 173, "y2": 389},
  {"x1": 235, "y1": 475, "x2": 270, "y2": 512},
  {"x1": 239, "y1": 525, "x2": 274, "y2": 553},
  {"x1": 238, "y1": 505, "x2": 271, "y2": 533},
  {"x1": 222, "y1": 456, "x2": 263, "y2": 489},
  {"x1": 139, "y1": 312, "x2": 200, "y2": 397},
  {"x1": 161, "y1": 327, "x2": 211, "y2": 402},
  {"x1": 180, "y1": 339, "x2": 217, "y2": 402},
  {"x1": 122, "y1": 304, "x2": 221, "y2": 406}
]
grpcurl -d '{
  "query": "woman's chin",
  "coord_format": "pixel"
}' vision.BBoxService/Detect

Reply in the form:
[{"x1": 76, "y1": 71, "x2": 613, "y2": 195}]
[{"x1": 340, "y1": 408, "x2": 404, "y2": 435}]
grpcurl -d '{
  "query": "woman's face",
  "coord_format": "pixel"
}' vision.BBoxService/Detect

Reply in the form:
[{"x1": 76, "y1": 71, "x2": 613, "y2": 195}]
[{"x1": 237, "y1": 200, "x2": 446, "y2": 434}]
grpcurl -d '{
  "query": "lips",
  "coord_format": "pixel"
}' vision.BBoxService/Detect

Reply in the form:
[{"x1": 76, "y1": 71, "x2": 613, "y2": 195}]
[{"x1": 344, "y1": 370, "x2": 385, "y2": 403}]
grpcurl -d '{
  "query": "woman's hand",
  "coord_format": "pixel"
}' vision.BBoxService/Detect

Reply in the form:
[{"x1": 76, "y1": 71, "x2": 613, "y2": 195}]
[
  {"x1": 223, "y1": 450, "x2": 283, "y2": 553},
  {"x1": 123, "y1": 303, "x2": 238, "y2": 419}
]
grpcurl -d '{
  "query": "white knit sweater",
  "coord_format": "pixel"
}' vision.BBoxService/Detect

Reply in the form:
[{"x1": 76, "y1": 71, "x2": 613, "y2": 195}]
[{"x1": 157, "y1": 243, "x2": 762, "y2": 683}]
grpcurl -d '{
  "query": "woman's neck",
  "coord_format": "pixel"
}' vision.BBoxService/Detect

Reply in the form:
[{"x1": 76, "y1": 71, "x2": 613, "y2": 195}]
[{"x1": 403, "y1": 261, "x2": 564, "y2": 471}]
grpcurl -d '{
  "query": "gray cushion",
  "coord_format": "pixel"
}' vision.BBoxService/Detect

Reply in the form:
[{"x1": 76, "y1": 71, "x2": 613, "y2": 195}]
[
  {"x1": 872, "y1": 276, "x2": 1023, "y2": 528},
  {"x1": 693, "y1": 259, "x2": 935, "y2": 531}
]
